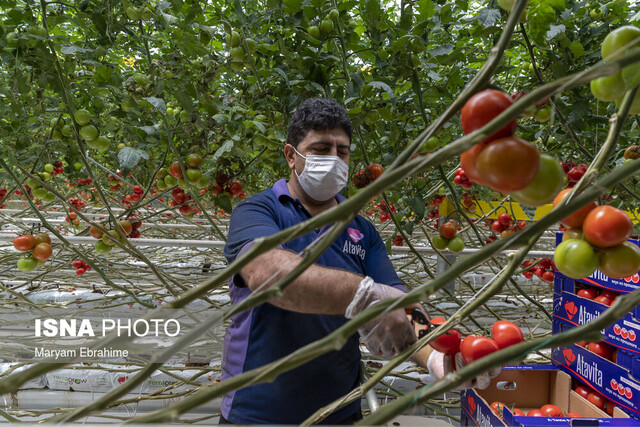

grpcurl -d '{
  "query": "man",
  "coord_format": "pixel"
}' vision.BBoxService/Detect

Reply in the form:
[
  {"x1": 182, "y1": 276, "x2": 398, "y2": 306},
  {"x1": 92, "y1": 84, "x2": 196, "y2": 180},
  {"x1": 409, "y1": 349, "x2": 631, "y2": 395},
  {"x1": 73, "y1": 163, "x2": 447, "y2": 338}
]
[{"x1": 220, "y1": 98, "x2": 494, "y2": 424}]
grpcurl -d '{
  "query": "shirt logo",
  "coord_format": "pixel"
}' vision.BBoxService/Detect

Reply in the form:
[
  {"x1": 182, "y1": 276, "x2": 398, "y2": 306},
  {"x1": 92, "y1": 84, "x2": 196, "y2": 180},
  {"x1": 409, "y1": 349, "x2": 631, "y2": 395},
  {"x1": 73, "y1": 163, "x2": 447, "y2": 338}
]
[{"x1": 348, "y1": 228, "x2": 364, "y2": 243}]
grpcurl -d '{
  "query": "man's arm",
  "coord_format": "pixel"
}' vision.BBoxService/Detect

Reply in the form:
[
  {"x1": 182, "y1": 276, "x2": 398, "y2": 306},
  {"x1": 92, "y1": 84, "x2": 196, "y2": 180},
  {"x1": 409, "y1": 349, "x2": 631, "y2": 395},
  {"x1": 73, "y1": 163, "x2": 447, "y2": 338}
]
[{"x1": 239, "y1": 248, "x2": 362, "y2": 315}]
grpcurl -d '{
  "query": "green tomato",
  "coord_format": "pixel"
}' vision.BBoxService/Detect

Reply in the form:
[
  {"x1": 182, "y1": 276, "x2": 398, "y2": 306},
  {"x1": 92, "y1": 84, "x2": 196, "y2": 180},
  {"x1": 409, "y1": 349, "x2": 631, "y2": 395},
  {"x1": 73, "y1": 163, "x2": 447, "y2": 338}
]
[
  {"x1": 43, "y1": 191, "x2": 55, "y2": 203},
  {"x1": 196, "y1": 176, "x2": 209, "y2": 189},
  {"x1": 74, "y1": 162, "x2": 83, "y2": 171},
  {"x1": 497, "y1": 0, "x2": 515, "y2": 11},
  {"x1": 186, "y1": 168, "x2": 202, "y2": 184},
  {"x1": 74, "y1": 109, "x2": 91, "y2": 125},
  {"x1": 156, "y1": 179, "x2": 168, "y2": 190},
  {"x1": 320, "y1": 19, "x2": 334, "y2": 34},
  {"x1": 227, "y1": 31, "x2": 241, "y2": 47},
  {"x1": 80, "y1": 125, "x2": 98, "y2": 141},
  {"x1": 534, "y1": 106, "x2": 551, "y2": 122},
  {"x1": 61, "y1": 124, "x2": 74, "y2": 137},
  {"x1": 179, "y1": 110, "x2": 190, "y2": 122},
  {"x1": 245, "y1": 38, "x2": 257, "y2": 54},
  {"x1": 230, "y1": 46, "x2": 246, "y2": 62},
  {"x1": 616, "y1": 91, "x2": 640, "y2": 115},
  {"x1": 177, "y1": 178, "x2": 189, "y2": 189},
  {"x1": 27, "y1": 178, "x2": 41, "y2": 189},
  {"x1": 95, "y1": 240, "x2": 113, "y2": 254},
  {"x1": 93, "y1": 135, "x2": 110, "y2": 152},
  {"x1": 598, "y1": 242, "x2": 640, "y2": 279},
  {"x1": 590, "y1": 73, "x2": 626, "y2": 102},
  {"x1": 447, "y1": 236, "x2": 465, "y2": 253},
  {"x1": 44, "y1": 163, "x2": 54, "y2": 173},
  {"x1": 329, "y1": 9, "x2": 340, "y2": 22},
  {"x1": 554, "y1": 239, "x2": 599, "y2": 279},
  {"x1": 32, "y1": 188, "x2": 48, "y2": 199},
  {"x1": 17, "y1": 257, "x2": 38, "y2": 273},
  {"x1": 164, "y1": 175, "x2": 177, "y2": 186},
  {"x1": 39, "y1": 172, "x2": 51, "y2": 181},
  {"x1": 431, "y1": 235, "x2": 449, "y2": 250},
  {"x1": 511, "y1": 154, "x2": 565, "y2": 206},
  {"x1": 186, "y1": 153, "x2": 204, "y2": 169},
  {"x1": 601, "y1": 25, "x2": 640, "y2": 61}
]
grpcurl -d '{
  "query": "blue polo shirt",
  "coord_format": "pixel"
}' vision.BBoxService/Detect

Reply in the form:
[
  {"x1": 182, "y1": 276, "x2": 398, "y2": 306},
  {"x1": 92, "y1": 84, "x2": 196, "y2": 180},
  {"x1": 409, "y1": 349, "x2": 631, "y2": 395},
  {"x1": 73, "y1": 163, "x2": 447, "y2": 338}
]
[{"x1": 221, "y1": 179, "x2": 404, "y2": 424}]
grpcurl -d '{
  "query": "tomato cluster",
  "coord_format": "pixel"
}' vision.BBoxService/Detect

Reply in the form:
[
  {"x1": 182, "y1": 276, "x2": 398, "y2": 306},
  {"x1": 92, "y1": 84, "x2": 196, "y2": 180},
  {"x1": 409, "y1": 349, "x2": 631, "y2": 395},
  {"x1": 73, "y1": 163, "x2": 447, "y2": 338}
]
[
  {"x1": 72, "y1": 259, "x2": 92, "y2": 276},
  {"x1": 460, "y1": 192, "x2": 476, "y2": 213},
  {"x1": 432, "y1": 219, "x2": 465, "y2": 252},
  {"x1": 123, "y1": 184, "x2": 144, "y2": 205},
  {"x1": 76, "y1": 177, "x2": 93, "y2": 186},
  {"x1": 0, "y1": 187, "x2": 6, "y2": 209},
  {"x1": 352, "y1": 163, "x2": 384, "y2": 188},
  {"x1": 170, "y1": 187, "x2": 197, "y2": 216},
  {"x1": 574, "y1": 383, "x2": 617, "y2": 416},
  {"x1": 68, "y1": 197, "x2": 85, "y2": 211},
  {"x1": 490, "y1": 213, "x2": 524, "y2": 239},
  {"x1": 46, "y1": 161, "x2": 64, "y2": 177},
  {"x1": 521, "y1": 257, "x2": 555, "y2": 282},
  {"x1": 576, "y1": 285, "x2": 618, "y2": 306},
  {"x1": 211, "y1": 173, "x2": 246, "y2": 200},
  {"x1": 554, "y1": 195, "x2": 640, "y2": 280},
  {"x1": 14, "y1": 233, "x2": 53, "y2": 273},
  {"x1": 108, "y1": 173, "x2": 125, "y2": 192},
  {"x1": 392, "y1": 235, "x2": 404, "y2": 246},
  {"x1": 65, "y1": 210, "x2": 80, "y2": 227},
  {"x1": 565, "y1": 163, "x2": 588, "y2": 188},
  {"x1": 460, "y1": 320, "x2": 524, "y2": 364},
  {"x1": 89, "y1": 219, "x2": 138, "y2": 254},
  {"x1": 454, "y1": 167, "x2": 473, "y2": 189},
  {"x1": 491, "y1": 401, "x2": 580, "y2": 418},
  {"x1": 377, "y1": 201, "x2": 396, "y2": 222}
]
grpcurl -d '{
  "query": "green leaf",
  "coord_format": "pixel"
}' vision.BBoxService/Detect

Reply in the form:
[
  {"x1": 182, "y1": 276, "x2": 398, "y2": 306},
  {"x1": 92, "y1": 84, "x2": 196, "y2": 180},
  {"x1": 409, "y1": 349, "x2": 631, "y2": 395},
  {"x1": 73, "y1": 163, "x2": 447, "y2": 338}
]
[
  {"x1": 569, "y1": 41, "x2": 584, "y2": 59},
  {"x1": 143, "y1": 97, "x2": 166, "y2": 114},
  {"x1": 546, "y1": 24, "x2": 565, "y2": 40},
  {"x1": 215, "y1": 195, "x2": 233, "y2": 213},
  {"x1": 118, "y1": 147, "x2": 149, "y2": 176},
  {"x1": 368, "y1": 81, "x2": 394, "y2": 100},
  {"x1": 416, "y1": 0, "x2": 435, "y2": 19},
  {"x1": 405, "y1": 197, "x2": 425, "y2": 219},
  {"x1": 60, "y1": 44, "x2": 93, "y2": 55},
  {"x1": 283, "y1": 0, "x2": 302, "y2": 14},
  {"x1": 527, "y1": 1, "x2": 556, "y2": 46},
  {"x1": 477, "y1": 9, "x2": 500, "y2": 28},
  {"x1": 213, "y1": 140, "x2": 234, "y2": 162}
]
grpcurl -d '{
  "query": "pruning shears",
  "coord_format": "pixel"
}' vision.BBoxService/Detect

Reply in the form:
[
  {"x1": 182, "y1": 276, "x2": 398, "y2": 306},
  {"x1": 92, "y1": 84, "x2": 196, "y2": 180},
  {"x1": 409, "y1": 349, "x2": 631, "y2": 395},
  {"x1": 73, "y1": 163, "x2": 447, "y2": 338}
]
[{"x1": 405, "y1": 307, "x2": 432, "y2": 338}]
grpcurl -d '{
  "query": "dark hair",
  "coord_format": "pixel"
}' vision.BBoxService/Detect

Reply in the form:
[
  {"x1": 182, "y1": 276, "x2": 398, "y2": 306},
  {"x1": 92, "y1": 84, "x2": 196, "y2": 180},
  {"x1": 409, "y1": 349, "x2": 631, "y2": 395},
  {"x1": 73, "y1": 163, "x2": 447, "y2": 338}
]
[{"x1": 286, "y1": 98, "x2": 352, "y2": 148}]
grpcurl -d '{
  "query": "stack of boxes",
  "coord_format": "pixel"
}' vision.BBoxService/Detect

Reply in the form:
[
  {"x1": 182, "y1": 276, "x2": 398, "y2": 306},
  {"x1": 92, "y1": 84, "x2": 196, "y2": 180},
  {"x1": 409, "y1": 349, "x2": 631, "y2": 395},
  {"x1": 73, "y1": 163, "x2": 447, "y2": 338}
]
[
  {"x1": 460, "y1": 232, "x2": 640, "y2": 425},
  {"x1": 552, "y1": 232, "x2": 640, "y2": 420}
]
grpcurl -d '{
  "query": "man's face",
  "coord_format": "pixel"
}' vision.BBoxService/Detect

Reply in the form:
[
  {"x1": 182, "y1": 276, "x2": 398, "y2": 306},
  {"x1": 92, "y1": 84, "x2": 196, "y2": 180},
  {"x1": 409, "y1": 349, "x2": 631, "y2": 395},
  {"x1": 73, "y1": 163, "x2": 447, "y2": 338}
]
[{"x1": 285, "y1": 128, "x2": 350, "y2": 175}]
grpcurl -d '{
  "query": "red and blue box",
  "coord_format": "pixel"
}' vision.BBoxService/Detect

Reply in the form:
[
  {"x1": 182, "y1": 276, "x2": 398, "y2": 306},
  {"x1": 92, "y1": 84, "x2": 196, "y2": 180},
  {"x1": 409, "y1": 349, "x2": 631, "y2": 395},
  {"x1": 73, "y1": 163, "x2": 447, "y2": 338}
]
[{"x1": 461, "y1": 365, "x2": 638, "y2": 426}]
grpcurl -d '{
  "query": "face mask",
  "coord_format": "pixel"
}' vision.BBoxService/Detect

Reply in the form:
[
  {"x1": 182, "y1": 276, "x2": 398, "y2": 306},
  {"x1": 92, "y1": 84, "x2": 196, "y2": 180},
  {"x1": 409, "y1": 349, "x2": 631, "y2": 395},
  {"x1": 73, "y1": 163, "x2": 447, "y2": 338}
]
[{"x1": 293, "y1": 147, "x2": 349, "y2": 202}]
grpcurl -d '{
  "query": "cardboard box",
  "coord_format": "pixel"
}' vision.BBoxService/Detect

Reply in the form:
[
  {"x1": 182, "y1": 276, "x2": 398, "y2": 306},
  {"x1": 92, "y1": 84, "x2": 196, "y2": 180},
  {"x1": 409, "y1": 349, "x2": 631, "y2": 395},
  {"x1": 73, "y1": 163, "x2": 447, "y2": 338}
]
[
  {"x1": 460, "y1": 365, "x2": 638, "y2": 426},
  {"x1": 555, "y1": 233, "x2": 640, "y2": 296},
  {"x1": 553, "y1": 290, "x2": 640, "y2": 356},
  {"x1": 552, "y1": 343, "x2": 640, "y2": 419}
]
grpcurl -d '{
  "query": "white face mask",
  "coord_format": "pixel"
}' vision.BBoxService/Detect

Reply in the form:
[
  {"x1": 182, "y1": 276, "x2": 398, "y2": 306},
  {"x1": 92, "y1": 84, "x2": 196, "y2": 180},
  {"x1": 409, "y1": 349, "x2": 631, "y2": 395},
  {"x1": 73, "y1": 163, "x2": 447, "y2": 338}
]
[{"x1": 292, "y1": 147, "x2": 349, "y2": 202}]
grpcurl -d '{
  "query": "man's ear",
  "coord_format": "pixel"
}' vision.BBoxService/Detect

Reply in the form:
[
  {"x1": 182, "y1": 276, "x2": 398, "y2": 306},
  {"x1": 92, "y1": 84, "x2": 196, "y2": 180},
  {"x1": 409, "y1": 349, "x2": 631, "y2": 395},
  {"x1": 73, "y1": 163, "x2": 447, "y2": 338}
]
[{"x1": 284, "y1": 144, "x2": 296, "y2": 170}]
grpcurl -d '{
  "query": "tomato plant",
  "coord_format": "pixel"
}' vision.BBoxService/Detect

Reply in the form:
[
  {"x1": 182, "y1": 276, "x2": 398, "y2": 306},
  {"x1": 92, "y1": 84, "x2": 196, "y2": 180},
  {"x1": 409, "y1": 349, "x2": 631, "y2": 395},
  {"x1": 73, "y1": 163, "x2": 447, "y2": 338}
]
[{"x1": 583, "y1": 205, "x2": 633, "y2": 248}]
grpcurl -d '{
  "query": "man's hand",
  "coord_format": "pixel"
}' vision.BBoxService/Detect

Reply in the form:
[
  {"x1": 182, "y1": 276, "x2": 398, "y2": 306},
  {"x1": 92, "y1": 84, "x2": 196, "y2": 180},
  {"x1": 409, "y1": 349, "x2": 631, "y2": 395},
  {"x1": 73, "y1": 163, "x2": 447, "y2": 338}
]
[
  {"x1": 345, "y1": 277, "x2": 420, "y2": 358},
  {"x1": 427, "y1": 350, "x2": 501, "y2": 390}
]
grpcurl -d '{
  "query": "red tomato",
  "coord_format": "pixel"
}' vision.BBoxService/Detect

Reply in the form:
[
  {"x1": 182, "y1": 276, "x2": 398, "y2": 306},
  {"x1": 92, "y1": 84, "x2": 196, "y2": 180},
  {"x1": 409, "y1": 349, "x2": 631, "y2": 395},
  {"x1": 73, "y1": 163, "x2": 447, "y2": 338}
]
[
  {"x1": 229, "y1": 181, "x2": 243, "y2": 196},
  {"x1": 552, "y1": 188, "x2": 597, "y2": 228},
  {"x1": 476, "y1": 137, "x2": 540, "y2": 193},
  {"x1": 460, "y1": 89, "x2": 517, "y2": 142},
  {"x1": 34, "y1": 233, "x2": 51, "y2": 245},
  {"x1": 460, "y1": 143, "x2": 487, "y2": 185},
  {"x1": 32, "y1": 243, "x2": 52, "y2": 261},
  {"x1": 169, "y1": 161, "x2": 183, "y2": 179},
  {"x1": 491, "y1": 320, "x2": 524, "y2": 350},
  {"x1": 439, "y1": 221, "x2": 457, "y2": 239},
  {"x1": 13, "y1": 235, "x2": 36, "y2": 251},
  {"x1": 600, "y1": 290, "x2": 619, "y2": 300},
  {"x1": 490, "y1": 401, "x2": 505, "y2": 416},
  {"x1": 498, "y1": 213, "x2": 512, "y2": 226},
  {"x1": 583, "y1": 206, "x2": 633, "y2": 248},
  {"x1": 173, "y1": 191, "x2": 187, "y2": 205},
  {"x1": 178, "y1": 204, "x2": 192, "y2": 215},
  {"x1": 492, "y1": 220, "x2": 505, "y2": 233},
  {"x1": 429, "y1": 318, "x2": 462, "y2": 354},
  {"x1": 211, "y1": 184, "x2": 224, "y2": 195},
  {"x1": 588, "y1": 342, "x2": 614, "y2": 360},
  {"x1": 594, "y1": 295, "x2": 613, "y2": 306},
  {"x1": 527, "y1": 409, "x2": 544, "y2": 416},
  {"x1": 540, "y1": 404, "x2": 563, "y2": 417},
  {"x1": 587, "y1": 392, "x2": 606, "y2": 411},
  {"x1": 606, "y1": 401, "x2": 616, "y2": 416},
  {"x1": 542, "y1": 271, "x2": 555, "y2": 282},
  {"x1": 460, "y1": 336, "x2": 500, "y2": 364},
  {"x1": 566, "y1": 412, "x2": 582, "y2": 418},
  {"x1": 367, "y1": 163, "x2": 384, "y2": 180},
  {"x1": 575, "y1": 386, "x2": 590, "y2": 399},
  {"x1": 576, "y1": 341, "x2": 588, "y2": 348},
  {"x1": 577, "y1": 288, "x2": 598, "y2": 300},
  {"x1": 513, "y1": 408, "x2": 525, "y2": 416}
]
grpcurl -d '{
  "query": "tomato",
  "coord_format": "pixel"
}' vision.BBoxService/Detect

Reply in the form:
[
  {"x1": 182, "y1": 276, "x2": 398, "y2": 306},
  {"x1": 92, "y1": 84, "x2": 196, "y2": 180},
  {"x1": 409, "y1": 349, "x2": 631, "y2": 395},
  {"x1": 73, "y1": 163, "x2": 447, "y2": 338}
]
[
  {"x1": 32, "y1": 243, "x2": 52, "y2": 261},
  {"x1": 367, "y1": 163, "x2": 384, "y2": 180},
  {"x1": 534, "y1": 106, "x2": 551, "y2": 122},
  {"x1": 575, "y1": 386, "x2": 590, "y2": 399},
  {"x1": 583, "y1": 205, "x2": 633, "y2": 248},
  {"x1": 598, "y1": 242, "x2": 640, "y2": 279},
  {"x1": 169, "y1": 161, "x2": 183, "y2": 179},
  {"x1": 542, "y1": 271, "x2": 555, "y2": 282},
  {"x1": 527, "y1": 409, "x2": 544, "y2": 416},
  {"x1": 117, "y1": 220, "x2": 133, "y2": 235},
  {"x1": 601, "y1": 25, "x2": 640, "y2": 61},
  {"x1": 606, "y1": 401, "x2": 616, "y2": 416},
  {"x1": 79, "y1": 124, "x2": 98, "y2": 141},
  {"x1": 577, "y1": 288, "x2": 598, "y2": 300},
  {"x1": 460, "y1": 89, "x2": 517, "y2": 142},
  {"x1": 460, "y1": 143, "x2": 487, "y2": 185},
  {"x1": 554, "y1": 239, "x2": 599, "y2": 279},
  {"x1": 13, "y1": 235, "x2": 36, "y2": 251},
  {"x1": 89, "y1": 225, "x2": 104, "y2": 239},
  {"x1": 17, "y1": 256, "x2": 38, "y2": 273},
  {"x1": 562, "y1": 227, "x2": 584, "y2": 241},
  {"x1": 476, "y1": 137, "x2": 540, "y2": 193},
  {"x1": 74, "y1": 109, "x2": 91, "y2": 125},
  {"x1": 600, "y1": 290, "x2": 618, "y2": 300},
  {"x1": 34, "y1": 233, "x2": 51, "y2": 245},
  {"x1": 490, "y1": 401, "x2": 505, "y2": 416},
  {"x1": 229, "y1": 181, "x2": 243, "y2": 196},
  {"x1": 590, "y1": 73, "x2": 626, "y2": 102},
  {"x1": 511, "y1": 155, "x2": 565, "y2": 207},
  {"x1": 498, "y1": 213, "x2": 512, "y2": 226},
  {"x1": 186, "y1": 168, "x2": 202, "y2": 184},
  {"x1": 588, "y1": 341, "x2": 614, "y2": 360},
  {"x1": 429, "y1": 317, "x2": 461, "y2": 355},
  {"x1": 540, "y1": 404, "x2": 563, "y2": 417},
  {"x1": 491, "y1": 320, "x2": 524, "y2": 350},
  {"x1": 186, "y1": 153, "x2": 203, "y2": 169},
  {"x1": 512, "y1": 408, "x2": 525, "y2": 416},
  {"x1": 587, "y1": 392, "x2": 606, "y2": 411},
  {"x1": 460, "y1": 336, "x2": 500, "y2": 364},
  {"x1": 439, "y1": 221, "x2": 457, "y2": 239},
  {"x1": 501, "y1": 229, "x2": 516, "y2": 238},
  {"x1": 616, "y1": 90, "x2": 640, "y2": 115},
  {"x1": 431, "y1": 235, "x2": 449, "y2": 250},
  {"x1": 594, "y1": 295, "x2": 613, "y2": 306},
  {"x1": 553, "y1": 188, "x2": 597, "y2": 228},
  {"x1": 173, "y1": 191, "x2": 187, "y2": 205},
  {"x1": 492, "y1": 220, "x2": 505, "y2": 233},
  {"x1": 447, "y1": 236, "x2": 465, "y2": 253},
  {"x1": 102, "y1": 230, "x2": 120, "y2": 246},
  {"x1": 625, "y1": 145, "x2": 640, "y2": 160},
  {"x1": 95, "y1": 240, "x2": 113, "y2": 254},
  {"x1": 566, "y1": 412, "x2": 582, "y2": 418},
  {"x1": 179, "y1": 204, "x2": 193, "y2": 215}
]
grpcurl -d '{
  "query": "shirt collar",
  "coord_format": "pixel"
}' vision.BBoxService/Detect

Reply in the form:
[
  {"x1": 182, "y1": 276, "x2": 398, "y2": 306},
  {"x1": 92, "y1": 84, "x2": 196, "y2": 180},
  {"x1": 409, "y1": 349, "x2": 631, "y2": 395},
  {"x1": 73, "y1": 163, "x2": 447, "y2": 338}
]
[{"x1": 272, "y1": 179, "x2": 347, "y2": 204}]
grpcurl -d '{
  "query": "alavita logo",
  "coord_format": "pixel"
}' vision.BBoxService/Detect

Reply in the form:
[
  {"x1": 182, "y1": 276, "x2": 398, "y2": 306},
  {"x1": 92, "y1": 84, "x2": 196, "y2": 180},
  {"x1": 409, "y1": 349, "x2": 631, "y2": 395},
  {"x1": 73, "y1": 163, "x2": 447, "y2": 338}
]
[
  {"x1": 565, "y1": 301, "x2": 577, "y2": 320},
  {"x1": 624, "y1": 274, "x2": 640, "y2": 284},
  {"x1": 468, "y1": 396, "x2": 476, "y2": 413},
  {"x1": 348, "y1": 228, "x2": 364, "y2": 243},
  {"x1": 563, "y1": 348, "x2": 576, "y2": 365}
]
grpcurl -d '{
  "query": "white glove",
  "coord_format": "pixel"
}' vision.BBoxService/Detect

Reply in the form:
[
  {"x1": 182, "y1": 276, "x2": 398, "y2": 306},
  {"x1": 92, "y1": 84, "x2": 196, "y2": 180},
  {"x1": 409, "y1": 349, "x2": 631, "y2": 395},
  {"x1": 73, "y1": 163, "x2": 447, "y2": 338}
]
[
  {"x1": 345, "y1": 277, "x2": 417, "y2": 358},
  {"x1": 427, "y1": 350, "x2": 501, "y2": 390}
]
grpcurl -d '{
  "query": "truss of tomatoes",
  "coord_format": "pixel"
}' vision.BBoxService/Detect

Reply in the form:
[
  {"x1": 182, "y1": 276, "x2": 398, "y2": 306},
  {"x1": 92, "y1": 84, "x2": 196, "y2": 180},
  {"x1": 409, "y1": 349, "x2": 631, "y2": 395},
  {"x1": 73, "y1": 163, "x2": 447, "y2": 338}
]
[
  {"x1": 352, "y1": 163, "x2": 384, "y2": 188},
  {"x1": 459, "y1": 89, "x2": 565, "y2": 208},
  {"x1": 13, "y1": 233, "x2": 53, "y2": 273},
  {"x1": 490, "y1": 401, "x2": 583, "y2": 418},
  {"x1": 521, "y1": 257, "x2": 555, "y2": 283},
  {"x1": 431, "y1": 219, "x2": 466, "y2": 252},
  {"x1": 553, "y1": 194, "x2": 640, "y2": 280}
]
